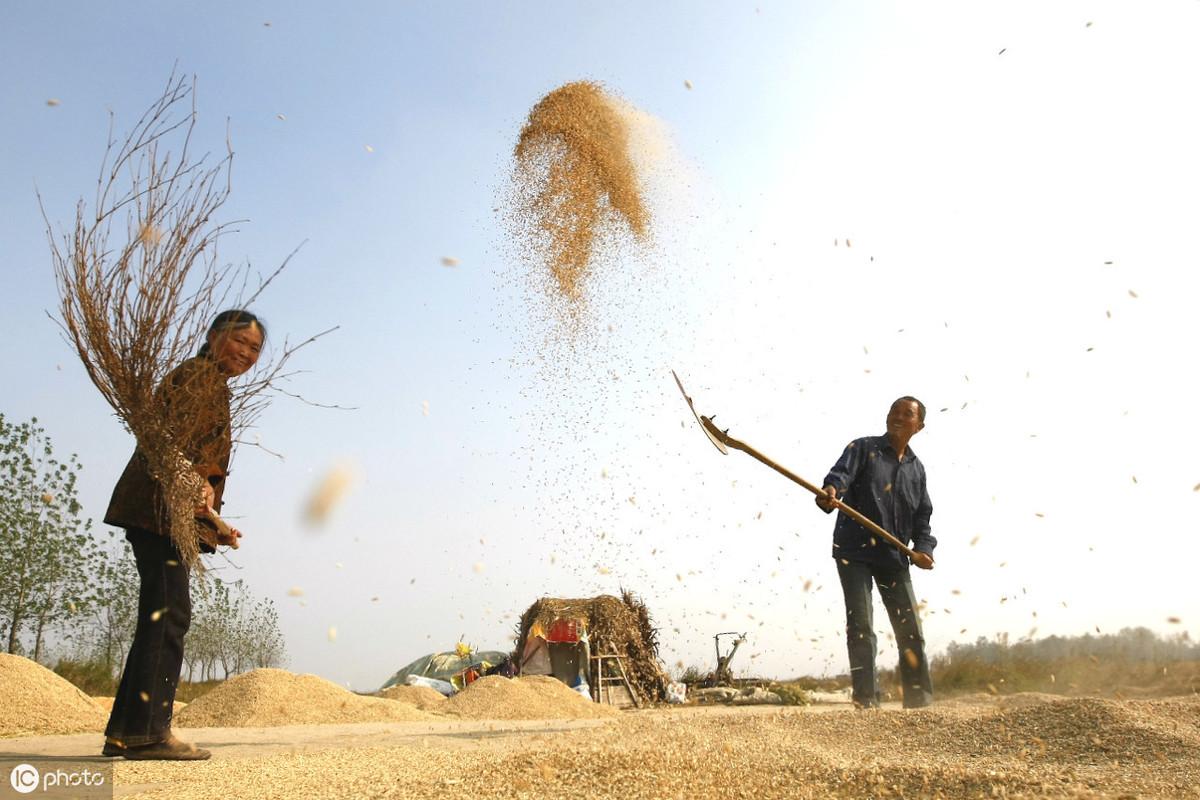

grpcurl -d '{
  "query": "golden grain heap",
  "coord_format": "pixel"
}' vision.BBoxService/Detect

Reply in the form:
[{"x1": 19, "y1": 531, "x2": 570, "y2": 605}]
[
  {"x1": 442, "y1": 675, "x2": 619, "y2": 721},
  {"x1": 0, "y1": 654, "x2": 107, "y2": 737},
  {"x1": 377, "y1": 684, "x2": 448, "y2": 711},
  {"x1": 174, "y1": 668, "x2": 433, "y2": 727},
  {"x1": 509, "y1": 81, "x2": 650, "y2": 309}
]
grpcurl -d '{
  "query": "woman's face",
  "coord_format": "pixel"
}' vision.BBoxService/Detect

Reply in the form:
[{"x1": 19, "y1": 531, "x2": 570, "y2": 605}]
[{"x1": 208, "y1": 323, "x2": 264, "y2": 377}]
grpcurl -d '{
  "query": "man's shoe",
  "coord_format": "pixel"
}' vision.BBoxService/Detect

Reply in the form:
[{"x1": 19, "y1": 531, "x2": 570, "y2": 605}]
[
  {"x1": 100, "y1": 740, "x2": 125, "y2": 758},
  {"x1": 122, "y1": 733, "x2": 211, "y2": 761}
]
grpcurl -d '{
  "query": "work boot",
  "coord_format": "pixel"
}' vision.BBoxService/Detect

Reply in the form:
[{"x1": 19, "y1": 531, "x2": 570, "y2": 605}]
[{"x1": 121, "y1": 732, "x2": 211, "y2": 761}]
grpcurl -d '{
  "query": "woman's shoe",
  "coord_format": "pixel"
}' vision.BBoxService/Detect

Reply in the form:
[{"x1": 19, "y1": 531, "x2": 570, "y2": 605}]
[
  {"x1": 121, "y1": 733, "x2": 211, "y2": 761},
  {"x1": 100, "y1": 739, "x2": 125, "y2": 758}
]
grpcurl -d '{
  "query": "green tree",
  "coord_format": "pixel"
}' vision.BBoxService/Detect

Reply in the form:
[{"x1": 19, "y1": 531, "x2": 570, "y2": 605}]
[
  {"x1": 0, "y1": 415, "x2": 94, "y2": 658},
  {"x1": 246, "y1": 597, "x2": 286, "y2": 670},
  {"x1": 183, "y1": 573, "x2": 286, "y2": 680},
  {"x1": 81, "y1": 533, "x2": 141, "y2": 675}
]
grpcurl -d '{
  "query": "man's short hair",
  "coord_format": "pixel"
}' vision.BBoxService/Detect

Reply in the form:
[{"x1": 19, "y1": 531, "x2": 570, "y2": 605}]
[{"x1": 894, "y1": 395, "x2": 926, "y2": 423}]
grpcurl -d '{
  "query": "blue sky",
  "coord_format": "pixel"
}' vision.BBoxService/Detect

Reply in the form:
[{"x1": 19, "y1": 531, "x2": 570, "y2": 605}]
[{"x1": 3, "y1": 1, "x2": 1198, "y2": 691}]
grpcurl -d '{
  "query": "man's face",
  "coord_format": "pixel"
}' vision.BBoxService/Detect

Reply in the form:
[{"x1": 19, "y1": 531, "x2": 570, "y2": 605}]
[{"x1": 886, "y1": 399, "x2": 924, "y2": 440}]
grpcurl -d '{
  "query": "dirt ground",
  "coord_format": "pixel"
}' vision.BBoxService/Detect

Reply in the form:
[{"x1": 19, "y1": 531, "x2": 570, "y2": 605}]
[{"x1": 3, "y1": 694, "x2": 1197, "y2": 799}]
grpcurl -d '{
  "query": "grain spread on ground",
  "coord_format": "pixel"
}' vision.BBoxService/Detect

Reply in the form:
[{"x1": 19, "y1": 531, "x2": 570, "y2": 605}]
[
  {"x1": 112, "y1": 694, "x2": 1200, "y2": 799},
  {"x1": 442, "y1": 675, "x2": 619, "y2": 720},
  {"x1": 507, "y1": 80, "x2": 650, "y2": 311},
  {"x1": 377, "y1": 684, "x2": 447, "y2": 711},
  {"x1": 174, "y1": 668, "x2": 433, "y2": 727},
  {"x1": 0, "y1": 653, "x2": 106, "y2": 737}
]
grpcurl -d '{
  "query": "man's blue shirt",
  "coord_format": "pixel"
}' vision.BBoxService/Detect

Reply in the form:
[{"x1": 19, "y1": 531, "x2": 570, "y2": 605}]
[{"x1": 822, "y1": 434, "x2": 935, "y2": 569}]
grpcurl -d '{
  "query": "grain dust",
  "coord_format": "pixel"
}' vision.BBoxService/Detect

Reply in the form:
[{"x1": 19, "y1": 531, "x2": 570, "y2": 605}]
[{"x1": 303, "y1": 463, "x2": 355, "y2": 525}]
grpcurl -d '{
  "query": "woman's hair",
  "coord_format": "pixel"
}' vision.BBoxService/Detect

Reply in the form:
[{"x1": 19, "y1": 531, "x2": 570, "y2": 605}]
[{"x1": 198, "y1": 309, "x2": 267, "y2": 357}]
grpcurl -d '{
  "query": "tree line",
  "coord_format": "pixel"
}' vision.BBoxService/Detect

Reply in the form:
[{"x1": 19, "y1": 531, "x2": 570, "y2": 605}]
[
  {"x1": 941, "y1": 626, "x2": 1198, "y2": 666},
  {"x1": 0, "y1": 414, "x2": 285, "y2": 687}
]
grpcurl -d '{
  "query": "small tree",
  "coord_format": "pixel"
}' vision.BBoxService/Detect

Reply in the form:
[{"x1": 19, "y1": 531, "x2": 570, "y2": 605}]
[
  {"x1": 0, "y1": 415, "x2": 94, "y2": 658},
  {"x1": 82, "y1": 534, "x2": 141, "y2": 675},
  {"x1": 247, "y1": 597, "x2": 286, "y2": 670},
  {"x1": 186, "y1": 571, "x2": 228, "y2": 681},
  {"x1": 182, "y1": 572, "x2": 285, "y2": 680}
]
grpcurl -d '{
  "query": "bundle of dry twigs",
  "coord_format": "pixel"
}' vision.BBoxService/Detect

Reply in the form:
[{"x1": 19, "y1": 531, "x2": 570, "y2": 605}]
[{"x1": 42, "y1": 72, "x2": 326, "y2": 567}]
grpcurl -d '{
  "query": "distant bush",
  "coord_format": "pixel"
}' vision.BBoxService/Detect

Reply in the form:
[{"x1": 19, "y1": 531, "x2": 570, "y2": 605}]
[
  {"x1": 819, "y1": 628, "x2": 1198, "y2": 700},
  {"x1": 175, "y1": 679, "x2": 223, "y2": 704},
  {"x1": 777, "y1": 674, "x2": 849, "y2": 692},
  {"x1": 770, "y1": 683, "x2": 812, "y2": 705},
  {"x1": 54, "y1": 657, "x2": 224, "y2": 703},
  {"x1": 927, "y1": 627, "x2": 1198, "y2": 697},
  {"x1": 53, "y1": 658, "x2": 117, "y2": 696}
]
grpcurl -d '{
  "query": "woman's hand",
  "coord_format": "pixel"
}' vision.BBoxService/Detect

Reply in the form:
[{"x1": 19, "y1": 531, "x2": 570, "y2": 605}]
[
  {"x1": 215, "y1": 526, "x2": 243, "y2": 549},
  {"x1": 196, "y1": 482, "x2": 215, "y2": 515}
]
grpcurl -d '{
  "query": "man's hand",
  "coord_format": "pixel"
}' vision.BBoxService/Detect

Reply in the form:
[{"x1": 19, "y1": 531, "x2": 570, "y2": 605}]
[
  {"x1": 911, "y1": 551, "x2": 934, "y2": 570},
  {"x1": 815, "y1": 485, "x2": 838, "y2": 513}
]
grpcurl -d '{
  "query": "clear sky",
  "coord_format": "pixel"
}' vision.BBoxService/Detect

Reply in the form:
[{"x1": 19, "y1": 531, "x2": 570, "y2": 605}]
[{"x1": 2, "y1": 1, "x2": 1198, "y2": 691}]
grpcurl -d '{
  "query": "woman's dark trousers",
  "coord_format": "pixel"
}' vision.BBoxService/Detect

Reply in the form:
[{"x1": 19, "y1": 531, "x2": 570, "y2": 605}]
[
  {"x1": 105, "y1": 527, "x2": 191, "y2": 746},
  {"x1": 837, "y1": 558, "x2": 933, "y2": 708}
]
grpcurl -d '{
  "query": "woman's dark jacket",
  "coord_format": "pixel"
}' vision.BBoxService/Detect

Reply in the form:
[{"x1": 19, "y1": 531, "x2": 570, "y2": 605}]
[{"x1": 104, "y1": 356, "x2": 231, "y2": 549}]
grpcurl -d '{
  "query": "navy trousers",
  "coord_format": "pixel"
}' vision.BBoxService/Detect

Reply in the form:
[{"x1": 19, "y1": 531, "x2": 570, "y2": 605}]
[
  {"x1": 836, "y1": 558, "x2": 933, "y2": 708},
  {"x1": 105, "y1": 528, "x2": 192, "y2": 745}
]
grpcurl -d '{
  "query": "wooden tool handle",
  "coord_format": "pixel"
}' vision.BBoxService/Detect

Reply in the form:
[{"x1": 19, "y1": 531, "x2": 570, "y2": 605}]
[{"x1": 701, "y1": 417, "x2": 918, "y2": 560}]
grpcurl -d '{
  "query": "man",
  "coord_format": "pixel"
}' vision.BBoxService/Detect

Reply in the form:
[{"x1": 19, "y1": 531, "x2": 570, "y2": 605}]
[{"x1": 815, "y1": 396, "x2": 936, "y2": 709}]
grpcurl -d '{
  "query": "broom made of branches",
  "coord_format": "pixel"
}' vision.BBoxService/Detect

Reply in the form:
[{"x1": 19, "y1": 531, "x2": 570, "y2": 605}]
[{"x1": 43, "y1": 72, "x2": 328, "y2": 567}]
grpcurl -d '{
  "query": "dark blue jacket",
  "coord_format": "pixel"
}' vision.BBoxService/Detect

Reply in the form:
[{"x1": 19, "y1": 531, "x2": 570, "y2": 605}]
[{"x1": 821, "y1": 434, "x2": 935, "y2": 569}]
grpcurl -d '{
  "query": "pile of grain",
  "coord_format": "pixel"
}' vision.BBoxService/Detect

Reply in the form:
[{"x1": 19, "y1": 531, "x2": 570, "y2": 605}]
[
  {"x1": 174, "y1": 669, "x2": 433, "y2": 728},
  {"x1": 0, "y1": 653, "x2": 106, "y2": 736},
  {"x1": 508, "y1": 80, "x2": 650, "y2": 308},
  {"x1": 443, "y1": 675, "x2": 619, "y2": 720},
  {"x1": 377, "y1": 684, "x2": 448, "y2": 711},
  {"x1": 92, "y1": 696, "x2": 187, "y2": 715}
]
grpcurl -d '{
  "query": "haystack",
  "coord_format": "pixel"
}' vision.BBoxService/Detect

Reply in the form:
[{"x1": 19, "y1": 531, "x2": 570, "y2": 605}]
[{"x1": 515, "y1": 590, "x2": 668, "y2": 703}]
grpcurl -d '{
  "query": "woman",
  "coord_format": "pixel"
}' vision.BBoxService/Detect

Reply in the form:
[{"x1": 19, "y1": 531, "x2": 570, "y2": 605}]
[{"x1": 102, "y1": 309, "x2": 265, "y2": 760}]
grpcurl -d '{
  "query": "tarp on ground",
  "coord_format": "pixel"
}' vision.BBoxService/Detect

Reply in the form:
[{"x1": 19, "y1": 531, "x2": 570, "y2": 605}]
[{"x1": 379, "y1": 650, "x2": 510, "y2": 690}]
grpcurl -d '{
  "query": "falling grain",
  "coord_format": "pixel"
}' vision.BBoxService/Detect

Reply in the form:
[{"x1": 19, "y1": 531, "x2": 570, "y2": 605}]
[{"x1": 506, "y1": 81, "x2": 651, "y2": 313}]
